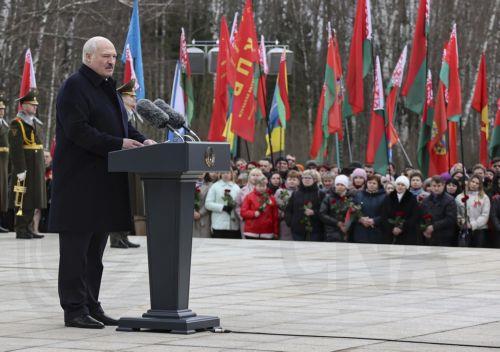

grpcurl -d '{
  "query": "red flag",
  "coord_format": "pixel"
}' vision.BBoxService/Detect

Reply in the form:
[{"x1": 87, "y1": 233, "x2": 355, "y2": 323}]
[
  {"x1": 230, "y1": 0, "x2": 259, "y2": 142},
  {"x1": 345, "y1": 0, "x2": 373, "y2": 116},
  {"x1": 386, "y1": 45, "x2": 408, "y2": 148},
  {"x1": 18, "y1": 48, "x2": 37, "y2": 110},
  {"x1": 208, "y1": 17, "x2": 230, "y2": 142},
  {"x1": 327, "y1": 29, "x2": 344, "y2": 140},
  {"x1": 446, "y1": 24, "x2": 462, "y2": 122},
  {"x1": 310, "y1": 85, "x2": 326, "y2": 159},
  {"x1": 472, "y1": 53, "x2": 489, "y2": 166}
]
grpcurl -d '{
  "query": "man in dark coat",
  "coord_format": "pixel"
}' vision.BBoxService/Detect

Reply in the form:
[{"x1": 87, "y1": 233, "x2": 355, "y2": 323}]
[
  {"x1": 421, "y1": 175, "x2": 458, "y2": 246},
  {"x1": 9, "y1": 89, "x2": 46, "y2": 239},
  {"x1": 49, "y1": 36, "x2": 155, "y2": 329},
  {"x1": 0, "y1": 96, "x2": 9, "y2": 232}
]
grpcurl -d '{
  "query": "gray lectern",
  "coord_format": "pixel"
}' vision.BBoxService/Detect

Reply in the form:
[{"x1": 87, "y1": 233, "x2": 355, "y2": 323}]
[{"x1": 108, "y1": 142, "x2": 230, "y2": 334}]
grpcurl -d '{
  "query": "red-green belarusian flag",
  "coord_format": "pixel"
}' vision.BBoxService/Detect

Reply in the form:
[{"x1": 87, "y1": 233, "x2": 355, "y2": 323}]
[
  {"x1": 325, "y1": 25, "x2": 344, "y2": 141},
  {"x1": 428, "y1": 45, "x2": 449, "y2": 176},
  {"x1": 180, "y1": 28, "x2": 194, "y2": 124},
  {"x1": 207, "y1": 17, "x2": 230, "y2": 142},
  {"x1": 402, "y1": 0, "x2": 430, "y2": 114},
  {"x1": 223, "y1": 13, "x2": 239, "y2": 155},
  {"x1": 344, "y1": 0, "x2": 373, "y2": 118},
  {"x1": 471, "y1": 53, "x2": 489, "y2": 166},
  {"x1": 310, "y1": 85, "x2": 327, "y2": 160},
  {"x1": 386, "y1": 45, "x2": 408, "y2": 149},
  {"x1": 366, "y1": 56, "x2": 388, "y2": 175},
  {"x1": 417, "y1": 70, "x2": 434, "y2": 177},
  {"x1": 230, "y1": 0, "x2": 259, "y2": 142},
  {"x1": 490, "y1": 98, "x2": 500, "y2": 159}
]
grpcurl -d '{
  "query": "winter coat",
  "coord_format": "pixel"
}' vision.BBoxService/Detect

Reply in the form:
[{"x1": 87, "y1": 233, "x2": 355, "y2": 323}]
[
  {"x1": 455, "y1": 192, "x2": 490, "y2": 230},
  {"x1": 285, "y1": 183, "x2": 322, "y2": 236},
  {"x1": 351, "y1": 189, "x2": 388, "y2": 244},
  {"x1": 49, "y1": 64, "x2": 146, "y2": 232},
  {"x1": 421, "y1": 192, "x2": 458, "y2": 246},
  {"x1": 319, "y1": 192, "x2": 351, "y2": 242},
  {"x1": 240, "y1": 189, "x2": 279, "y2": 236},
  {"x1": 205, "y1": 180, "x2": 241, "y2": 231},
  {"x1": 489, "y1": 194, "x2": 500, "y2": 247},
  {"x1": 381, "y1": 190, "x2": 419, "y2": 245},
  {"x1": 193, "y1": 181, "x2": 212, "y2": 238},
  {"x1": 275, "y1": 187, "x2": 296, "y2": 240}
]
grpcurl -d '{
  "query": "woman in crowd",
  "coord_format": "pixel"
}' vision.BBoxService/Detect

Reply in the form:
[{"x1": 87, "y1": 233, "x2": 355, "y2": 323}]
[
  {"x1": 455, "y1": 175, "x2": 490, "y2": 247},
  {"x1": 382, "y1": 176, "x2": 419, "y2": 245},
  {"x1": 205, "y1": 170, "x2": 241, "y2": 239},
  {"x1": 384, "y1": 181, "x2": 395, "y2": 195},
  {"x1": 409, "y1": 171, "x2": 428, "y2": 202},
  {"x1": 285, "y1": 169, "x2": 322, "y2": 241},
  {"x1": 319, "y1": 172, "x2": 335, "y2": 200},
  {"x1": 240, "y1": 176, "x2": 279, "y2": 239},
  {"x1": 275, "y1": 170, "x2": 300, "y2": 241},
  {"x1": 193, "y1": 172, "x2": 218, "y2": 238},
  {"x1": 445, "y1": 179, "x2": 462, "y2": 198},
  {"x1": 351, "y1": 175, "x2": 388, "y2": 244},
  {"x1": 268, "y1": 172, "x2": 283, "y2": 195},
  {"x1": 319, "y1": 175, "x2": 351, "y2": 242},
  {"x1": 236, "y1": 168, "x2": 264, "y2": 234},
  {"x1": 349, "y1": 168, "x2": 367, "y2": 196}
]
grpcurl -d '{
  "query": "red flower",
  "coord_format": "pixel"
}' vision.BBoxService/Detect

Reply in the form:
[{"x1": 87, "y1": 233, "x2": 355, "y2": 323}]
[
  {"x1": 423, "y1": 214, "x2": 432, "y2": 221},
  {"x1": 224, "y1": 189, "x2": 231, "y2": 194},
  {"x1": 462, "y1": 195, "x2": 469, "y2": 203},
  {"x1": 395, "y1": 211, "x2": 406, "y2": 217},
  {"x1": 330, "y1": 199, "x2": 337, "y2": 205},
  {"x1": 195, "y1": 188, "x2": 201, "y2": 194}
]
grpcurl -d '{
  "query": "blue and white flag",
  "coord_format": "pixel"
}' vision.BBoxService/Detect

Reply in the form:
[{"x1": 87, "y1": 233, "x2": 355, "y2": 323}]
[{"x1": 122, "y1": 0, "x2": 145, "y2": 99}]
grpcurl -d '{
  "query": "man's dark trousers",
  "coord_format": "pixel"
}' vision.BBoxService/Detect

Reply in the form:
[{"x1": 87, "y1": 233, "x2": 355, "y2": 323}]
[{"x1": 58, "y1": 231, "x2": 109, "y2": 321}]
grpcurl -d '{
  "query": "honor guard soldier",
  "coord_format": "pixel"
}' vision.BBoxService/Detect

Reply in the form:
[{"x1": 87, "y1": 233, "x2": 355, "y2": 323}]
[
  {"x1": 0, "y1": 95, "x2": 9, "y2": 232},
  {"x1": 9, "y1": 89, "x2": 47, "y2": 239},
  {"x1": 109, "y1": 79, "x2": 142, "y2": 248}
]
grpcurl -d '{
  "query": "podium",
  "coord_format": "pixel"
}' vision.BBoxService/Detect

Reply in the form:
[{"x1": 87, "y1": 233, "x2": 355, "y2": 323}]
[{"x1": 108, "y1": 142, "x2": 230, "y2": 334}]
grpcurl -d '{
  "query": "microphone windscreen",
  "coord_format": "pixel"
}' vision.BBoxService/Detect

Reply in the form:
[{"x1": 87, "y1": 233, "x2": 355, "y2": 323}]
[
  {"x1": 136, "y1": 99, "x2": 169, "y2": 129},
  {"x1": 153, "y1": 99, "x2": 186, "y2": 129}
]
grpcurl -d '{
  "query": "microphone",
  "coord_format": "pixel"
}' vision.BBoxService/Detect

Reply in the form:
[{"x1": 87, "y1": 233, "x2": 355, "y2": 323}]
[
  {"x1": 153, "y1": 99, "x2": 201, "y2": 141},
  {"x1": 136, "y1": 99, "x2": 185, "y2": 142}
]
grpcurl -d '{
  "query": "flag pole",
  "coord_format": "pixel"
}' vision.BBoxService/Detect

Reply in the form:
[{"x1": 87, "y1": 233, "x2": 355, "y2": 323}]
[
  {"x1": 344, "y1": 118, "x2": 353, "y2": 163},
  {"x1": 334, "y1": 132, "x2": 341, "y2": 168},
  {"x1": 257, "y1": 57, "x2": 274, "y2": 166}
]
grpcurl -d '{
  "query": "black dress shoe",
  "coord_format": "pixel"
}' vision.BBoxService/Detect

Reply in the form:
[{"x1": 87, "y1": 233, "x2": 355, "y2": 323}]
[
  {"x1": 124, "y1": 238, "x2": 140, "y2": 248},
  {"x1": 110, "y1": 239, "x2": 128, "y2": 248},
  {"x1": 65, "y1": 314, "x2": 104, "y2": 329},
  {"x1": 90, "y1": 311, "x2": 119, "y2": 326},
  {"x1": 16, "y1": 232, "x2": 33, "y2": 239},
  {"x1": 0, "y1": 225, "x2": 8, "y2": 233},
  {"x1": 28, "y1": 231, "x2": 45, "y2": 239}
]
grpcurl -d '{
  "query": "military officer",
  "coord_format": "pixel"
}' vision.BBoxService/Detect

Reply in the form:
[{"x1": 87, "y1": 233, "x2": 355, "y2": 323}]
[
  {"x1": 9, "y1": 89, "x2": 46, "y2": 239},
  {"x1": 108, "y1": 79, "x2": 142, "y2": 248},
  {"x1": 0, "y1": 95, "x2": 9, "y2": 232}
]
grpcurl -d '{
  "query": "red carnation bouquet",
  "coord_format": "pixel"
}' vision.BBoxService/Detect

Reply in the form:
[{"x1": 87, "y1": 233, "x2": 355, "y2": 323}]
[
  {"x1": 420, "y1": 213, "x2": 432, "y2": 232},
  {"x1": 388, "y1": 210, "x2": 406, "y2": 228},
  {"x1": 194, "y1": 186, "x2": 201, "y2": 212}
]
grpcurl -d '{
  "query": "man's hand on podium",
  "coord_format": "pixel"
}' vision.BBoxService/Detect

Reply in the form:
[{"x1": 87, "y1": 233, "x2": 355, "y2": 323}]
[
  {"x1": 122, "y1": 138, "x2": 143, "y2": 149},
  {"x1": 143, "y1": 139, "x2": 157, "y2": 146}
]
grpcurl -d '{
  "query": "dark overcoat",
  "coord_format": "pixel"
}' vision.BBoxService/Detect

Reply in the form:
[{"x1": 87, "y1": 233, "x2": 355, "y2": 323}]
[
  {"x1": 351, "y1": 189, "x2": 388, "y2": 244},
  {"x1": 381, "y1": 190, "x2": 419, "y2": 245},
  {"x1": 49, "y1": 65, "x2": 145, "y2": 232},
  {"x1": 421, "y1": 192, "x2": 458, "y2": 246},
  {"x1": 0, "y1": 122, "x2": 8, "y2": 212}
]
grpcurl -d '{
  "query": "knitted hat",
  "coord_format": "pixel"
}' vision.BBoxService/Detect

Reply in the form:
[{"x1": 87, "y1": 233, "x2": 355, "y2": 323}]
[
  {"x1": 395, "y1": 175, "x2": 410, "y2": 189},
  {"x1": 335, "y1": 175, "x2": 349, "y2": 188},
  {"x1": 351, "y1": 168, "x2": 367, "y2": 181}
]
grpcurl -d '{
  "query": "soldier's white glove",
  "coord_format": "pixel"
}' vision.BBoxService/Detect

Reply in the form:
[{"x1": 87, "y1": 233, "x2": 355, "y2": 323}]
[{"x1": 17, "y1": 171, "x2": 27, "y2": 181}]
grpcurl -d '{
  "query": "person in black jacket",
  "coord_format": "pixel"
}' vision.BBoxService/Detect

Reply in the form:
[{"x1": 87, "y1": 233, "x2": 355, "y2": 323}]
[
  {"x1": 352, "y1": 175, "x2": 388, "y2": 244},
  {"x1": 382, "y1": 176, "x2": 419, "y2": 245},
  {"x1": 489, "y1": 173, "x2": 500, "y2": 248},
  {"x1": 285, "y1": 169, "x2": 322, "y2": 241},
  {"x1": 50, "y1": 37, "x2": 156, "y2": 329},
  {"x1": 421, "y1": 175, "x2": 458, "y2": 246},
  {"x1": 319, "y1": 174, "x2": 351, "y2": 242}
]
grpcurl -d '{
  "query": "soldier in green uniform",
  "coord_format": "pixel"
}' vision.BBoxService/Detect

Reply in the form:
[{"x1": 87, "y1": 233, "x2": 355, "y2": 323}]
[
  {"x1": 109, "y1": 79, "x2": 142, "y2": 248},
  {"x1": 0, "y1": 96, "x2": 9, "y2": 232},
  {"x1": 9, "y1": 89, "x2": 46, "y2": 239}
]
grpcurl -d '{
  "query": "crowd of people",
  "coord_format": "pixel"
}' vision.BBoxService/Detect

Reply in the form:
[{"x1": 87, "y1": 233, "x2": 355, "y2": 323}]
[{"x1": 193, "y1": 154, "x2": 500, "y2": 248}]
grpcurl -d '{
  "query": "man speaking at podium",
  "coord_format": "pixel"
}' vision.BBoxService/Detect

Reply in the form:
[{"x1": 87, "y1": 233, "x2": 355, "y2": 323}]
[{"x1": 49, "y1": 36, "x2": 156, "y2": 329}]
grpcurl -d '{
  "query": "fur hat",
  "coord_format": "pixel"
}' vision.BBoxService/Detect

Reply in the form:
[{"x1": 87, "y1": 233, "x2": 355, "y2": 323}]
[
  {"x1": 351, "y1": 168, "x2": 367, "y2": 181},
  {"x1": 335, "y1": 175, "x2": 349, "y2": 188},
  {"x1": 395, "y1": 175, "x2": 410, "y2": 189}
]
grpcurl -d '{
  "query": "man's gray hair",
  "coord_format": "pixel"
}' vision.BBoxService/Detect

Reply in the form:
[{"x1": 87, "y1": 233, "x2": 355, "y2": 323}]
[{"x1": 82, "y1": 36, "x2": 110, "y2": 63}]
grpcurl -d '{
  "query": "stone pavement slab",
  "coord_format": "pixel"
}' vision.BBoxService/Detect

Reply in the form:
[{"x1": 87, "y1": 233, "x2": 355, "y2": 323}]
[{"x1": 1, "y1": 233, "x2": 500, "y2": 351}]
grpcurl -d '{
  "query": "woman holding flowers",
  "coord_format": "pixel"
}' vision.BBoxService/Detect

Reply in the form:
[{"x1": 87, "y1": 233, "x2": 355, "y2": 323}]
[
  {"x1": 351, "y1": 175, "x2": 388, "y2": 244},
  {"x1": 240, "y1": 176, "x2": 279, "y2": 239},
  {"x1": 455, "y1": 175, "x2": 490, "y2": 247},
  {"x1": 319, "y1": 175, "x2": 351, "y2": 242},
  {"x1": 285, "y1": 169, "x2": 322, "y2": 241},
  {"x1": 275, "y1": 170, "x2": 300, "y2": 241},
  {"x1": 205, "y1": 170, "x2": 241, "y2": 239},
  {"x1": 193, "y1": 173, "x2": 218, "y2": 238},
  {"x1": 381, "y1": 175, "x2": 419, "y2": 245}
]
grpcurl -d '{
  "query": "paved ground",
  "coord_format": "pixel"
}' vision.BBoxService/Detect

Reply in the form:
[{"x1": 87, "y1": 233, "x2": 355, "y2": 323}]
[{"x1": 1, "y1": 233, "x2": 500, "y2": 351}]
